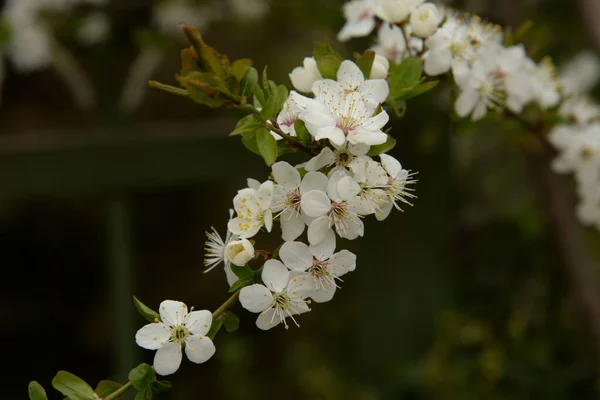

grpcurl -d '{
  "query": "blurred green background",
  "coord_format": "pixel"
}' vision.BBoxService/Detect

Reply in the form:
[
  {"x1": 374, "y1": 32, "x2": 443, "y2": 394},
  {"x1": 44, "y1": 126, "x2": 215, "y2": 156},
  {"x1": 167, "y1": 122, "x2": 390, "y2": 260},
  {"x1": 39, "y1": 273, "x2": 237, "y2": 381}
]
[{"x1": 3, "y1": 0, "x2": 600, "y2": 398}]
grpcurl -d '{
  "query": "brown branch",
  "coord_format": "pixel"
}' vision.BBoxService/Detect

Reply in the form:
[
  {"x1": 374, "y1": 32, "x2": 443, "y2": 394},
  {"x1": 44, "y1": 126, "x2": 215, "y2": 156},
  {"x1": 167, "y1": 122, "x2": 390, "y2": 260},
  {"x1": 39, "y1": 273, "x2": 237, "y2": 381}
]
[{"x1": 268, "y1": 120, "x2": 317, "y2": 155}]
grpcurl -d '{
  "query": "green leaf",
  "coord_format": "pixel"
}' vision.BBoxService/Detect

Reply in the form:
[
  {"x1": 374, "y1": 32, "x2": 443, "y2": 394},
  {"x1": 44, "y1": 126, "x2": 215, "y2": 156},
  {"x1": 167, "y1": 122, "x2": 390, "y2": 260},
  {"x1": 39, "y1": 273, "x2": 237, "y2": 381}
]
[
  {"x1": 94, "y1": 381, "x2": 122, "y2": 398},
  {"x1": 262, "y1": 66, "x2": 270, "y2": 94},
  {"x1": 207, "y1": 315, "x2": 225, "y2": 340},
  {"x1": 367, "y1": 135, "x2": 397, "y2": 156},
  {"x1": 28, "y1": 381, "x2": 48, "y2": 400},
  {"x1": 148, "y1": 81, "x2": 189, "y2": 98},
  {"x1": 401, "y1": 80, "x2": 438, "y2": 100},
  {"x1": 224, "y1": 312, "x2": 240, "y2": 333},
  {"x1": 294, "y1": 120, "x2": 312, "y2": 145},
  {"x1": 241, "y1": 132, "x2": 261, "y2": 155},
  {"x1": 230, "y1": 114, "x2": 262, "y2": 136},
  {"x1": 240, "y1": 67, "x2": 258, "y2": 97},
  {"x1": 51, "y1": 371, "x2": 95, "y2": 400},
  {"x1": 313, "y1": 41, "x2": 343, "y2": 62},
  {"x1": 261, "y1": 84, "x2": 289, "y2": 120},
  {"x1": 356, "y1": 50, "x2": 376, "y2": 79},
  {"x1": 133, "y1": 296, "x2": 160, "y2": 323},
  {"x1": 389, "y1": 57, "x2": 422, "y2": 99},
  {"x1": 134, "y1": 388, "x2": 153, "y2": 400},
  {"x1": 254, "y1": 88, "x2": 266, "y2": 108},
  {"x1": 152, "y1": 380, "x2": 172, "y2": 395},
  {"x1": 230, "y1": 264, "x2": 254, "y2": 281},
  {"x1": 317, "y1": 55, "x2": 342, "y2": 80},
  {"x1": 128, "y1": 364, "x2": 156, "y2": 392},
  {"x1": 232, "y1": 58, "x2": 253, "y2": 82},
  {"x1": 177, "y1": 72, "x2": 230, "y2": 108},
  {"x1": 179, "y1": 47, "x2": 198, "y2": 75},
  {"x1": 182, "y1": 26, "x2": 230, "y2": 81},
  {"x1": 256, "y1": 128, "x2": 278, "y2": 166},
  {"x1": 387, "y1": 98, "x2": 407, "y2": 118},
  {"x1": 229, "y1": 277, "x2": 253, "y2": 293}
]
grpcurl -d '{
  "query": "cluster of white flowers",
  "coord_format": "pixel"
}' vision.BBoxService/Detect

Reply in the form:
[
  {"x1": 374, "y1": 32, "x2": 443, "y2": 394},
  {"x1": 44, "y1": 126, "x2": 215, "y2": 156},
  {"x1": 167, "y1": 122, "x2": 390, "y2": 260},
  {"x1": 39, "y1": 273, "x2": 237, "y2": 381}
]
[{"x1": 203, "y1": 59, "x2": 415, "y2": 330}]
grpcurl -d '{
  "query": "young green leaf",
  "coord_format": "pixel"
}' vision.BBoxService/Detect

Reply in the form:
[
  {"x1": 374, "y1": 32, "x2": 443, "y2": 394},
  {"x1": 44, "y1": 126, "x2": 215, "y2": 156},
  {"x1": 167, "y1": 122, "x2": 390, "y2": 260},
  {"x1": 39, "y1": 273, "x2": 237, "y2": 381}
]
[
  {"x1": 182, "y1": 25, "x2": 230, "y2": 81},
  {"x1": 230, "y1": 264, "x2": 254, "y2": 281},
  {"x1": 313, "y1": 41, "x2": 343, "y2": 62},
  {"x1": 94, "y1": 381, "x2": 122, "y2": 398},
  {"x1": 389, "y1": 57, "x2": 423, "y2": 99},
  {"x1": 231, "y1": 58, "x2": 253, "y2": 82},
  {"x1": 128, "y1": 363, "x2": 156, "y2": 392},
  {"x1": 133, "y1": 296, "x2": 160, "y2": 323},
  {"x1": 179, "y1": 47, "x2": 198, "y2": 75},
  {"x1": 400, "y1": 80, "x2": 439, "y2": 100},
  {"x1": 356, "y1": 50, "x2": 376, "y2": 79},
  {"x1": 241, "y1": 132, "x2": 261, "y2": 155},
  {"x1": 134, "y1": 387, "x2": 154, "y2": 400},
  {"x1": 229, "y1": 277, "x2": 253, "y2": 293},
  {"x1": 224, "y1": 311, "x2": 240, "y2": 333},
  {"x1": 51, "y1": 371, "x2": 95, "y2": 400},
  {"x1": 256, "y1": 128, "x2": 278, "y2": 166},
  {"x1": 294, "y1": 120, "x2": 312, "y2": 145},
  {"x1": 240, "y1": 67, "x2": 258, "y2": 97},
  {"x1": 28, "y1": 381, "x2": 48, "y2": 400},
  {"x1": 367, "y1": 135, "x2": 397, "y2": 156},
  {"x1": 230, "y1": 114, "x2": 262, "y2": 136},
  {"x1": 317, "y1": 55, "x2": 342, "y2": 80}
]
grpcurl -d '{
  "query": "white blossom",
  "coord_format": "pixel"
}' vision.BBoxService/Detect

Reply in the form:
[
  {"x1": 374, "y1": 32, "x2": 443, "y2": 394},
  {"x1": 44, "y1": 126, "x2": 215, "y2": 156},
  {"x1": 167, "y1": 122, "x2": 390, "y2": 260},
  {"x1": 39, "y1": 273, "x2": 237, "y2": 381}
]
[
  {"x1": 224, "y1": 239, "x2": 255, "y2": 267},
  {"x1": 228, "y1": 180, "x2": 274, "y2": 238},
  {"x1": 203, "y1": 210, "x2": 241, "y2": 286},
  {"x1": 379, "y1": 154, "x2": 417, "y2": 218},
  {"x1": 289, "y1": 57, "x2": 323, "y2": 93},
  {"x1": 270, "y1": 161, "x2": 329, "y2": 241},
  {"x1": 273, "y1": 91, "x2": 309, "y2": 140},
  {"x1": 423, "y1": 19, "x2": 475, "y2": 76},
  {"x1": 453, "y1": 60, "x2": 503, "y2": 121},
  {"x1": 279, "y1": 236, "x2": 356, "y2": 303},
  {"x1": 135, "y1": 300, "x2": 215, "y2": 376},
  {"x1": 408, "y1": 2, "x2": 442, "y2": 38},
  {"x1": 305, "y1": 142, "x2": 371, "y2": 172},
  {"x1": 371, "y1": 23, "x2": 422, "y2": 64},
  {"x1": 239, "y1": 260, "x2": 310, "y2": 329},
  {"x1": 559, "y1": 51, "x2": 600, "y2": 96},
  {"x1": 370, "y1": 54, "x2": 390, "y2": 79},
  {"x1": 337, "y1": 0, "x2": 379, "y2": 42},
  {"x1": 376, "y1": 0, "x2": 424, "y2": 23}
]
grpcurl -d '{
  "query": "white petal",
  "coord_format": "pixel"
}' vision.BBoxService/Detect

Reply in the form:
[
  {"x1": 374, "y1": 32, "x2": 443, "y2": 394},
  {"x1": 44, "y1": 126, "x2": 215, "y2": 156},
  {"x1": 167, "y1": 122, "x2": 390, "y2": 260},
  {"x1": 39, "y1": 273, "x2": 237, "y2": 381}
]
[
  {"x1": 184, "y1": 335, "x2": 216, "y2": 364},
  {"x1": 347, "y1": 128, "x2": 387, "y2": 146},
  {"x1": 310, "y1": 284, "x2": 337, "y2": 303},
  {"x1": 455, "y1": 90, "x2": 479, "y2": 118},
  {"x1": 153, "y1": 342, "x2": 182, "y2": 376},
  {"x1": 329, "y1": 249, "x2": 357, "y2": 277},
  {"x1": 224, "y1": 262, "x2": 238, "y2": 287},
  {"x1": 379, "y1": 153, "x2": 402, "y2": 178},
  {"x1": 257, "y1": 180, "x2": 274, "y2": 209},
  {"x1": 135, "y1": 323, "x2": 171, "y2": 350},
  {"x1": 272, "y1": 162, "x2": 301, "y2": 191},
  {"x1": 375, "y1": 198, "x2": 394, "y2": 221},
  {"x1": 309, "y1": 229, "x2": 336, "y2": 260},
  {"x1": 424, "y1": 49, "x2": 452, "y2": 76},
  {"x1": 280, "y1": 210, "x2": 306, "y2": 241},
  {"x1": 185, "y1": 310, "x2": 212, "y2": 336},
  {"x1": 471, "y1": 100, "x2": 488, "y2": 121},
  {"x1": 240, "y1": 284, "x2": 273, "y2": 313},
  {"x1": 338, "y1": 176, "x2": 361, "y2": 200},
  {"x1": 315, "y1": 126, "x2": 347, "y2": 146},
  {"x1": 336, "y1": 213, "x2": 364, "y2": 240},
  {"x1": 247, "y1": 178, "x2": 261, "y2": 190},
  {"x1": 307, "y1": 216, "x2": 332, "y2": 245},
  {"x1": 256, "y1": 308, "x2": 281, "y2": 330},
  {"x1": 262, "y1": 260, "x2": 290, "y2": 293},
  {"x1": 264, "y1": 210, "x2": 273, "y2": 232},
  {"x1": 359, "y1": 79, "x2": 389, "y2": 105},
  {"x1": 301, "y1": 190, "x2": 331, "y2": 217},
  {"x1": 280, "y1": 241, "x2": 313, "y2": 271},
  {"x1": 159, "y1": 300, "x2": 187, "y2": 327},
  {"x1": 300, "y1": 171, "x2": 329, "y2": 194},
  {"x1": 305, "y1": 148, "x2": 337, "y2": 171},
  {"x1": 337, "y1": 60, "x2": 365, "y2": 91}
]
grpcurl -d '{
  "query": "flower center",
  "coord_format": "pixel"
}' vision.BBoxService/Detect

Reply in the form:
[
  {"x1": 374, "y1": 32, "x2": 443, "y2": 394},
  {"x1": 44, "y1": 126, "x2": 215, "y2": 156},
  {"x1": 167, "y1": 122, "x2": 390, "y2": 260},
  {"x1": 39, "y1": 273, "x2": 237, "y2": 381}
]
[
  {"x1": 170, "y1": 325, "x2": 190, "y2": 345},
  {"x1": 309, "y1": 260, "x2": 338, "y2": 291},
  {"x1": 336, "y1": 150, "x2": 353, "y2": 166},
  {"x1": 285, "y1": 188, "x2": 302, "y2": 213}
]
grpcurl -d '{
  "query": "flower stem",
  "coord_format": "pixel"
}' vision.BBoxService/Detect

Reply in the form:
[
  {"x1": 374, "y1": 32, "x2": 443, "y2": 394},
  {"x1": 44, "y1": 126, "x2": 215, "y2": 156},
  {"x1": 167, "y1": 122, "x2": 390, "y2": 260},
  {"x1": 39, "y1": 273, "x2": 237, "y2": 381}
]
[
  {"x1": 212, "y1": 290, "x2": 241, "y2": 320},
  {"x1": 103, "y1": 381, "x2": 133, "y2": 400},
  {"x1": 399, "y1": 24, "x2": 414, "y2": 57},
  {"x1": 268, "y1": 121, "x2": 316, "y2": 155}
]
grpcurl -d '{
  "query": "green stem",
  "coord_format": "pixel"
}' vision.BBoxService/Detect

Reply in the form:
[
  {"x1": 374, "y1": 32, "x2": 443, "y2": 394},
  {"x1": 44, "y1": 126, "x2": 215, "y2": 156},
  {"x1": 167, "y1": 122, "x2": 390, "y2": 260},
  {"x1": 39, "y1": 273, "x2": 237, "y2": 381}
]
[
  {"x1": 104, "y1": 381, "x2": 133, "y2": 400},
  {"x1": 268, "y1": 121, "x2": 316, "y2": 155},
  {"x1": 399, "y1": 24, "x2": 414, "y2": 57},
  {"x1": 212, "y1": 290, "x2": 241, "y2": 320}
]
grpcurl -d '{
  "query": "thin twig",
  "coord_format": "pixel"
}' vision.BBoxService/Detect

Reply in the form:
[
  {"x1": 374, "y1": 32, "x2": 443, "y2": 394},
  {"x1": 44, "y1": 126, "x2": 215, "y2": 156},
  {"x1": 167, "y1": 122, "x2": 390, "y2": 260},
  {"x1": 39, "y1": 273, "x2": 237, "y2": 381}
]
[
  {"x1": 399, "y1": 24, "x2": 414, "y2": 57},
  {"x1": 212, "y1": 290, "x2": 241, "y2": 320},
  {"x1": 104, "y1": 381, "x2": 133, "y2": 400},
  {"x1": 268, "y1": 120, "x2": 317, "y2": 155}
]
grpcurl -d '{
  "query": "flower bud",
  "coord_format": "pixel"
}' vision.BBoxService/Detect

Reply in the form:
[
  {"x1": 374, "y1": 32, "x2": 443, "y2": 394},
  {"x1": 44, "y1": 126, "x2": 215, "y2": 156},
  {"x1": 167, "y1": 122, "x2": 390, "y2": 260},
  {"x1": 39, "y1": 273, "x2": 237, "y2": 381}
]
[
  {"x1": 289, "y1": 57, "x2": 323, "y2": 93},
  {"x1": 369, "y1": 54, "x2": 390, "y2": 79},
  {"x1": 409, "y1": 3, "x2": 442, "y2": 38},
  {"x1": 376, "y1": 0, "x2": 424, "y2": 23},
  {"x1": 225, "y1": 239, "x2": 255, "y2": 266}
]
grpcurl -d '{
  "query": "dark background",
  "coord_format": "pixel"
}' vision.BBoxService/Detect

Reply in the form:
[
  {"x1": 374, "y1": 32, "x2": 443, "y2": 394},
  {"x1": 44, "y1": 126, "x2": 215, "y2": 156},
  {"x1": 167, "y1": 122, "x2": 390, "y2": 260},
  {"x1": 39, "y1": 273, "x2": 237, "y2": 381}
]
[{"x1": 3, "y1": 0, "x2": 600, "y2": 398}]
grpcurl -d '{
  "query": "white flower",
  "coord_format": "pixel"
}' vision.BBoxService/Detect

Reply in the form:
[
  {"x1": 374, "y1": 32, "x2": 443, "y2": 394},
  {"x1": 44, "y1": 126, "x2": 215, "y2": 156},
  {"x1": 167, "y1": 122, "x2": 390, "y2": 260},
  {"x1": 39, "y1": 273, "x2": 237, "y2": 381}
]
[
  {"x1": 370, "y1": 54, "x2": 390, "y2": 79},
  {"x1": 289, "y1": 57, "x2": 323, "y2": 93},
  {"x1": 229, "y1": 0, "x2": 270, "y2": 20},
  {"x1": 270, "y1": 161, "x2": 329, "y2": 241},
  {"x1": 348, "y1": 156, "x2": 391, "y2": 216},
  {"x1": 302, "y1": 61, "x2": 389, "y2": 147},
  {"x1": 409, "y1": 3, "x2": 441, "y2": 38},
  {"x1": 224, "y1": 239, "x2": 255, "y2": 266},
  {"x1": 203, "y1": 210, "x2": 240, "y2": 286},
  {"x1": 559, "y1": 51, "x2": 600, "y2": 96},
  {"x1": 135, "y1": 300, "x2": 215, "y2": 376},
  {"x1": 301, "y1": 169, "x2": 371, "y2": 244},
  {"x1": 560, "y1": 96, "x2": 600, "y2": 125},
  {"x1": 273, "y1": 91, "x2": 310, "y2": 140},
  {"x1": 228, "y1": 180, "x2": 274, "y2": 238},
  {"x1": 372, "y1": 23, "x2": 422, "y2": 64},
  {"x1": 453, "y1": 60, "x2": 503, "y2": 121},
  {"x1": 279, "y1": 236, "x2": 356, "y2": 303},
  {"x1": 530, "y1": 58, "x2": 560, "y2": 110},
  {"x1": 305, "y1": 142, "x2": 371, "y2": 172},
  {"x1": 423, "y1": 19, "x2": 474, "y2": 76},
  {"x1": 379, "y1": 154, "x2": 417, "y2": 219},
  {"x1": 77, "y1": 12, "x2": 110, "y2": 46},
  {"x1": 239, "y1": 260, "x2": 310, "y2": 330},
  {"x1": 376, "y1": 0, "x2": 424, "y2": 23},
  {"x1": 337, "y1": 0, "x2": 379, "y2": 42}
]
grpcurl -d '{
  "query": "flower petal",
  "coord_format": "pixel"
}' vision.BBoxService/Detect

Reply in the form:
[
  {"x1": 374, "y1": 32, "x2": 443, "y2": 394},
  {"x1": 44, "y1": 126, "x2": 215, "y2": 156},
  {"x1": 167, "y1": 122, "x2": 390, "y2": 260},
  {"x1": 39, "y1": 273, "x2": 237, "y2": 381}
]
[
  {"x1": 264, "y1": 210, "x2": 273, "y2": 232},
  {"x1": 272, "y1": 161, "x2": 301, "y2": 191},
  {"x1": 280, "y1": 210, "x2": 305, "y2": 241},
  {"x1": 337, "y1": 60, "x2": 365, "y2": 91},
  {"x1": 159, "y1": 300, "x2": 187, "y2": 327},
  {"x1": 153, "y1": 342, "x2": 182, "y2": 376},
  {"x1": 455, "y1": 89, "x2": 479, "y2": 118},
  {"x1": 256, "y1": 308, "x2": 281, "y2": 330},
  {"x1": 280, "y1": 241, "x2": 313, "y2": 271},
  {"x1": 301, "y1": 190, "x2": 331, "y2": 217},
  {"x1": 240, "y1": 284, "x2": 273, "y2": 313},
  {"x1": 185, "y1": 310, "x2": 212, "y2": 336},
  {"x1": 305, "y1": 148, "x2": 337, "y2": 171},
  {"x1": 300, "y1": 171, "x2": 329, "y2": 194},
  {"x1": 379, "y1": 154, "x2": 402, "y2": 178},
  {"x1": 307, "y1": 215, "x2": 332, "y2": 245},
  {"x1": 184, "y1": 335, "x2": 216, "y2": 364},
  {"x1": 338, "y1": 176, "x2": 361, "y2": 201},
  {"x1": 329, "y1": 249, "x2": 357, "y2": 277},
  {"x1": 262, "y1": 260, "x2": 290, "y2": 293},
  {"x1": 135, "y1": 323, "x2": 171, "y2": 350},
  {"x1": 309, "y1": 229, "x2": 336, "y2": 260}
]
